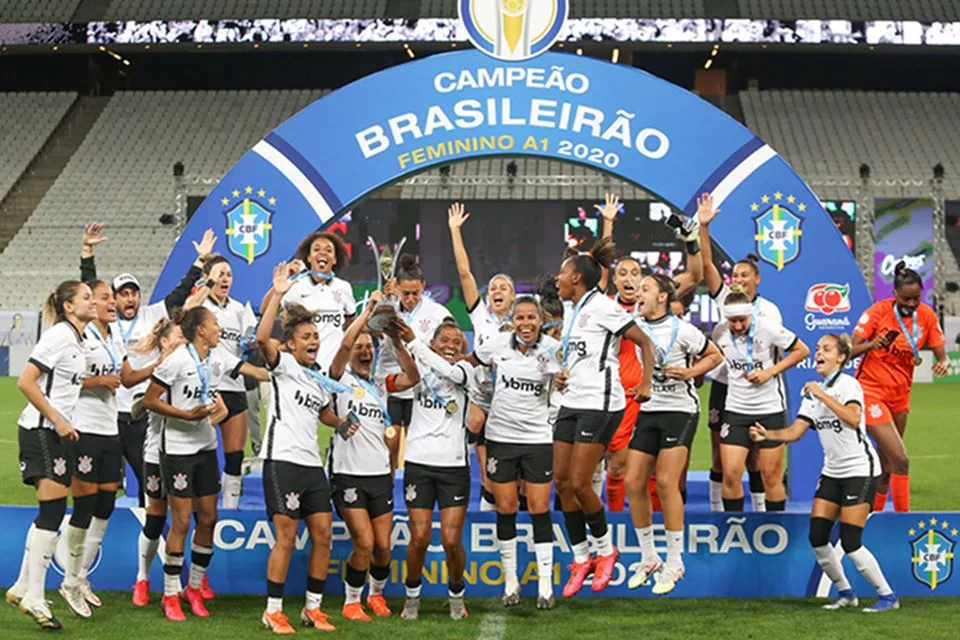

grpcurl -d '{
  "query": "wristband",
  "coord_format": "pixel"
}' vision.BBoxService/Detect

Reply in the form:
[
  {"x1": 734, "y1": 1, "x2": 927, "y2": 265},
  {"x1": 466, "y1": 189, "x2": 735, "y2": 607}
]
[{"x1": 685, "y1": 239, "x2": 701, "y2": 256}]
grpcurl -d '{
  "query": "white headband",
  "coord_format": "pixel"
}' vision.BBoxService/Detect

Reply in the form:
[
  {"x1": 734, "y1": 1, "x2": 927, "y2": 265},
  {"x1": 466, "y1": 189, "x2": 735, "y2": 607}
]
[{"x1": 723, "y1": 303, "x2": 754, "y2": 318}]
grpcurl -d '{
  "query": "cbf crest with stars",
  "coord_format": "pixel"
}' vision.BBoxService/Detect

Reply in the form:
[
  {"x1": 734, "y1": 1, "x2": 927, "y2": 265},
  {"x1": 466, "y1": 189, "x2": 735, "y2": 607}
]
[
  {"x1": 223, "y1": 186, "x2": 275, "y2": 265},
  {"x1": 909, "y1": 517, "x2": 956, "y2": 590},
  {"x1": 751, "y1": 192, "x2": 805, "y2": 271}
]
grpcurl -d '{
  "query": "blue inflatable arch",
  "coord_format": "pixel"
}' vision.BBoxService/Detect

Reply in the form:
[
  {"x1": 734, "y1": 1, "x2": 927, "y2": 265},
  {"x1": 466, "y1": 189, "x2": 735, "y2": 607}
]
[{"x1": 154, "y1": 50, "x2": 869, "y2": 501}]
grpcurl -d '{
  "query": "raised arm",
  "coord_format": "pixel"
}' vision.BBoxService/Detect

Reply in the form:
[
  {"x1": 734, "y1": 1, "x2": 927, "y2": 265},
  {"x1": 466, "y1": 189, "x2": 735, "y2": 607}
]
[
  {"x1": 329, "y1": 290, "x2": 381, "y2": 380},
  {"x1": 405, "y1": 336, "x2": 469, "y2": 386},
  {"x1": 696, "y1": 193, "x2": 724, "y2": 298},
  {"x1": 162, "y1": 229, "x2": 217, "y2": 313},
  {"x1": 80, "y1": 223, "x2": 107, "y2": 282},
  {"x1": 595, "y1": 193, "x2": 620, "y2": 292},
  {"x1": 672, "y1": 220, "x2": 704, "y2": 299},
  {"x1": 256, "y1": 262, "x2": 293, "y2": 369},
  {"x1": 448, "y1": 203, "x2": 481, "y2": 310},
  {"x1": 385, "y1": 318, "x2": 421, "y2": 392}
]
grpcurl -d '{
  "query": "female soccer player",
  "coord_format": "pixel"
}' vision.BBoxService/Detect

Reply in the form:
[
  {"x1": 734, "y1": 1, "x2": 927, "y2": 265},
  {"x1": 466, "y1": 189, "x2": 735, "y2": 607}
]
[
  {"x1": 750, "y1": 334, "x2": 899, "y2": 613},
  {"x1": 713, "y1": 291, "x2": 809, "y2": 512},
  {"x1": 698, "y1": 194, "x2": 783, "y2": 512},
  {"x1": 553, "y1": 237, "x2": 655, "y2": 598},
  {"x1": 851, "y1": 262, "x2": 948, "y2": 512},
  {"x1": 143, "y1": 307, "x2": 231, "y2": 622},
  {"x1": 395, "y1": 319, "x2": 474, "y2": 621},
  {"x1": 6, "y1": 281, "x2": 95, "y2": 630},
  {"x1": 625, "y1": 275, "x2": 721, "y2": 595},
  {"x1": 254, "y1": 263, "x2": 359, "y2": 634},
  {"x1": 198, "y1": 255, "x2": 258, "y2": 509},
  {"x1": 474, "y1": 296, "x2": 562, "y2": 610},
  {"x1": 328, "y1": 298, "x2": 420, "y2": 622}
]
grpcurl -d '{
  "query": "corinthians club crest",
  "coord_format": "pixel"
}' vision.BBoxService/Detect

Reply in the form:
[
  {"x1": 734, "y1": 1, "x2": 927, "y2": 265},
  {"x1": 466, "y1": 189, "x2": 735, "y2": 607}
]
[
  {"x1": 751, "y1": 192, "x2": 805, "y2": 271},
  {"x1": 910, "y1": 518, "x2": 956, "y2": 590},
  {"x1": 223, "y1": 186, "x2": 275, "y2": 265}
]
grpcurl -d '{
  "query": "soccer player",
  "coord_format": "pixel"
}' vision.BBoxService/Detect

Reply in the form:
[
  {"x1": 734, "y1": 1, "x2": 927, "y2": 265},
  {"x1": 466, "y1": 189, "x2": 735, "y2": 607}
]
[
  {"x1": 750, "y1": 334, "x2": 900, "y2": 613},
  {"x1": 328, "y1": 299, "x2": 420, "y2": 622},
  {"x1": 851, "y1": 262, "x2": 948, "y2": 512},
  {"x1": 395, "y1": 319, "x2": 474, "y2": 621},
  {"x1": 6, "y1": 281, "x2": 95, "y2": 630},
  {"x1": 626, "y1": 275, "x2": 722, "y2": 595},
  {"x1": 553, "y1": 237, "x2": 655, "y2": 597},
  {"x1": 474, "y1": 296, "x2": 562, "y2": 610},
  {"x1": 713, "y1": 291, "x2": 809, "y2": 512}
]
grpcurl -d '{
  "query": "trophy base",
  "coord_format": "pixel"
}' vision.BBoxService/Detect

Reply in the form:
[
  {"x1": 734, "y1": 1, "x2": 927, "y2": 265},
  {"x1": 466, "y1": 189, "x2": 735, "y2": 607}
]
[{"x1": 367, "y1": 306, "x2": 398, "y2": 333}]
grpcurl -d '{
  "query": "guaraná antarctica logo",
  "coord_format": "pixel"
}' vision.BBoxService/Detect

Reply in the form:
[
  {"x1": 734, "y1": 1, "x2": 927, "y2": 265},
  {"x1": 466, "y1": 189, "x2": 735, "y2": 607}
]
[
  {"x1": 751, "y1": 192, "x2": 805, "y2": 271},
  {"x1": 909, "y1": 517, "x2": 956, "y2": 590},
  {"x1": 459, "y1": 0, "x2": 568, "y2": 62},
  {"x1": 223, "y1": 186, "x2": 275, "y2": 264}
]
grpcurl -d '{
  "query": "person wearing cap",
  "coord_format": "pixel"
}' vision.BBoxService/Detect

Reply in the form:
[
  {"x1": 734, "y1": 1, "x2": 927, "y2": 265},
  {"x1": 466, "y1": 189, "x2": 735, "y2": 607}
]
[{"x1": 79, "y1": 223, "x2": 217, "y2": 507}]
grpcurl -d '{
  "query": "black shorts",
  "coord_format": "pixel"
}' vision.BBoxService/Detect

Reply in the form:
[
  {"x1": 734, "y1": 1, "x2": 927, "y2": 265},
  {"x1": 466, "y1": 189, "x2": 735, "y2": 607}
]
[
  {"x1": 816, "y1": 475, "x2": 878, "y2": 508},
  {"x1": 18, "y1": 426, "x2": 72, "y2": 487},
  {"x1": 71, "y1": 432, "x2": 123, "y2": 484},
  {"x1": 387, "y1": 397, "x2": 413, "y2": 427},
  {"x1": 263, "y1": 460, "x2": 332, "y2": 519},
  {"x1": 161, "y1": 449, "x2": 220, "y2": 498},
  {"x1": 553, "y1": 407, "x2": 624, "y2": 446},
  {"x1": 485, "y1": 440, "x2": 553, "y2": 484},
  {"x1": 629, "y1": 411, "x2": 697, "y2": 455},
  {"x1": 708, "y1": 381, "x2": 727, "y2": 432},
  {"x1": 220, "y1": 391, "x2": 249, "y2": 421},
  {"x1": 403, "y1": 462, "x2": 470, "y2": 511},
  {"x1": 143, "y1": 461, "x2": 165, "y2": 500},
  {"x1": 331, "y1": 473, "x2": 393, "y2": 519},
  {"x1": 721, "y1": 411, "x2": 786, "y2": 449}
]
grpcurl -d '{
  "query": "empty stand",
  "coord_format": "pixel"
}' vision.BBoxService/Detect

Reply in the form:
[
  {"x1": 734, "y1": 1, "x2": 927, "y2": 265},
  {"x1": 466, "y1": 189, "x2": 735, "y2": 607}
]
[
  {"x1": 101, "y1": 0, "x2": 387, "y2": 21},
  {"x1": 0, "y1": 93, "x2": 75, "y2": 205},
  {"x1": 0, "y1": 0, "x2": 80, "y2": 22},
  {"x1": 737, "y1": 0, "x2": 960, "y2": 21}
]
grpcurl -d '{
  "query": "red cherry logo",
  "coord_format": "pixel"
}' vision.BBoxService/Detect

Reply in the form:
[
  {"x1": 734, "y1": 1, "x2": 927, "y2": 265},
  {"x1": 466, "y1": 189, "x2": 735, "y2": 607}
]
[{"x1": 823, "y1": 289, "x2": 842, "y2": 310}]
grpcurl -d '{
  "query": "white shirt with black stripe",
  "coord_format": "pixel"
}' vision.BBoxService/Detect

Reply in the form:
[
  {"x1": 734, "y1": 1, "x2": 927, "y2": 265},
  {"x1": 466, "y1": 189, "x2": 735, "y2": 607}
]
[
  {"x1": 203, "y1": 296, "x2": 257, "y2": 393},
  {"x1": 708, "y1": 283, "x2": 782, "y2": 385},
  {"x1": 637, "y1": 315, "x2": 708, "y2": 415},
  {"x1": 260, "y1": 351, "x2": 332, "y2": 468},
  {"x1": 18, "y1": 322, "x2": 87, "y2": 431},
  {"x1": 114, "y1": 301, "x2": 167, "y2": 414},
  {"x1": 404, "y1": 338, "x2": 474, "y2": 468},
  {"x1": 712, "y1": 317, "x2": 798, "y2": 415},
  {"x1": 377, "y1": 296, "x2": 451, "y2": 401},
  {"x1": 559, "y1": 290, "x2": 635, "y2": 413},
  {"x1": 330, "y1": 369, "x2": 391, "y2": 476},
  {"x1": 475, "y1": 333, "x2": 561, "y2": 445},
  {"x1": 467, "y1": 301, "x2": 507, "y2": 402},
  {"x1": 797, "y1": 373, "x2": 880, "y2": 478},
  {"x1": 73, "y1": 324, "x2": 128, "y2": 436},
  {"x1": 283, "y1": 275, "x2": 355, "y2": 371}
]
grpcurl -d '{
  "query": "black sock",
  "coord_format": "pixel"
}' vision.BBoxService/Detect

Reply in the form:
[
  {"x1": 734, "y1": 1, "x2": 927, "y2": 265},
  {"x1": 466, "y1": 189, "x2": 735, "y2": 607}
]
[
  {"x1": 345, "y1": 564, "x2": 366, "y2": 588},
  {"x1": 224, "y1": 451, "x2": 243, "y2": 476},
  {"x1": 518, "y1": 494, "x2": 529, "y2": 512},
  {"x1": 449, "y1": 582, "x2": 465, "y2": 596},
  {"x1": 496, "y1": 512, "x2": 517, "y2": 541},
  {"x1": 723, "y1": 497, "x2": 745, "y2": 511},
  {"x1": 267, "y1": 580, "x2": 284, "y2": 598},
  {"x1": 766, "y1": 499, "x2": 786, "y2": 512},
  {"x1": 405, "y1": 577, "x2": 422, "y2": 589},
  {"x1": 709, "y1": 470, "x2": 723, "y2": 483},
  {"x1": 562, "y1": 510, "x2": 587, "y2": 546},
  {"x1": 680, "y1": 489, "x2": 687, "y2": 505},
  {"x1": 584, "y1": 509, "x2": 608, "y2": 539},
  {"x1": 748, "y1": 470, "x2": 765, "y2": 494},
  {"x1": 553, "y1": 492, "x2": 563, "y2": 511}
]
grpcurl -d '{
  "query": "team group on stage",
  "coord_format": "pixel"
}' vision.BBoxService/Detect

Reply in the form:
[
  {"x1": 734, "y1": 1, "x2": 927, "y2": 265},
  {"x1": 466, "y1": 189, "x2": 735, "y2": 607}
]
[{"x1": 7, "y1": 194, "x2": 949, "y2": 631}]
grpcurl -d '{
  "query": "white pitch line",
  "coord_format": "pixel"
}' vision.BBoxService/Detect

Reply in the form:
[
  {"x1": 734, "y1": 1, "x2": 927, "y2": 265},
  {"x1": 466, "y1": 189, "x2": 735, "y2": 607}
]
[{"x1": 476, "y1": 612, "x2": 507, "y2": 640}]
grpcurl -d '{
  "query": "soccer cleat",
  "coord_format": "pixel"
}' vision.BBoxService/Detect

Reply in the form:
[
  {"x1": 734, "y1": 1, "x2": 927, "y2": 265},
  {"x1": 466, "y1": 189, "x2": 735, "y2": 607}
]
[
  {"x1": 181, "y1": 586, "x2": 209, "y2": 617},
  {"x1": 341, "y1": 602, "x2": 371, "y2": 622},
  {"x1": 536, "y1": 595, "x2": 555, "y2": 610},
  {"x1": 132, "y1": 580, "x2": 150, "y2": 607},
  {"x1": 79, "y1": 579, "x2": 102, "y2": 608},
  {"x1": 652, "y1": 564, "x2": 685, "y2": 596},
  {"x1": 300, "y1": 607, "x2": 336, "y2": 631},
  {"x1": 5, "y1": 587, "x2": 24, "y2": 608},
  {"x1": 864, "y1": 594, "x2": 900, "y2": 613},
  {"x1": 628, "y1": 559, "x2": 663, "y2": 590},
  {"x1": 448, "y1": 596, "x2": 468, "y2": 620},
  {"x1": 562, "y1": 557, "x2": 596, "y2": 598},
  {"x1": 19, "y1": 599, "x2": 62, "y2": 630},
  {"x1": 366, "y1": 594, "x2": 392, "y2": 617},
  {"x1": 822, "y1": 589, "x2": 859, "y2": 610},
  {"x1": 161, "y1": 594, "x2": 186, "y2": 622},
  {"x1": 591, "y1": 547, "x2": 620, "y2": 593},
  {"x1": 199, "y1": 575, "x2": 215, "y2": 601},
  {"x1": 262, "y1": 609, "x2": 296, "y2": 634},
  {"x1": 501, "y1": 588, "x2": 520, "y2": 607},
  {"x1": 400, "y1": 596, "x2": 420, "y2": 621},
  {"x1": 59, "y1": 583, "x2": 92, "y2": 618}
]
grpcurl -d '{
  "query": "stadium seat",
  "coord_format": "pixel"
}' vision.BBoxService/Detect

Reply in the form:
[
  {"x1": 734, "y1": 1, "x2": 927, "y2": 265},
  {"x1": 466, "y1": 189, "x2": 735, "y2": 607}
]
[
  {"x1": 100, "y1": 0, "x2": 389, "y2": 21},
  {"x1": 0, "y1": 93, "x2": 75, "y2": 205},
  {"x1": 0, "y1": 0, "x2": 81, "y2": 22}
]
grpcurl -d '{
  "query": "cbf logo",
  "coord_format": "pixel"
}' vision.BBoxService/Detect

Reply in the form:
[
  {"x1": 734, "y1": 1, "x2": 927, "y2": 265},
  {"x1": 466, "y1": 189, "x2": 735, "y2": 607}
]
[
  {"x1": 751, "y1": 193, "x2": 805, "y2": 271},
  {"x1": 459, "y1": 0, "x2": 568, "y2": 61},
  {"x1": 223, "y1": 186, "x2": 275, "y2": 265},
  {"x1": 909, "y1": 517, "x2": 956, "y2": 590}
]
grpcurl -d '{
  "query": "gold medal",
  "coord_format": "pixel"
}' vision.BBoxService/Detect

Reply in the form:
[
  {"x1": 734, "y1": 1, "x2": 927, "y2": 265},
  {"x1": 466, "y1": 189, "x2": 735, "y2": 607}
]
[
  {"x1": 385, "y1": 426, "x2": 397, "y2": 439},
  {"x1": 445, "y1": 401, "x2": 459, "y2": 415},
  {"x1": 556, "y1": 349, "x2": 564, "y2": 363},
  {"x1": 353, "y1": 387, "x2": 366, "y2": 399},
  {"x1": 561, "y1": 366, "x2": 570, "y2": 377},
  {"x1": 914, "y1": 356, "x2": 923, "y2": 366}
]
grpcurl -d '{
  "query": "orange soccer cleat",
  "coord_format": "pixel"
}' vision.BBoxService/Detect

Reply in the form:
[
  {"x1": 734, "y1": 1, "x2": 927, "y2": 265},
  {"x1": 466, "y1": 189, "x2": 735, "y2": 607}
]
[
  {"x1": 181, "y1": 586, "x2": 210, "y2": 617},
  {"x1": 161, "y1": 594, "x2": 186, "y2": 622},
  {"x1": 262, "y1": 609, "x2": 296, "y2": 634},
  {"x1": 341, "y1": 602, "x2": 372, "y2": 622},
  {"x1": 200, "y1": 575, "x2": 215, "y2": 600},
  {"x1": 562, "y1": 556, "x2": 596, "y2": 598},
  {"x1": 366, "y1": 594, "x2": 392, "y2": 617},
  {"x1": 132, "y1": 580, "x2": 150, "y2": 607},
  {"x1": 300, "y1": 607, "x2": 336, "y2": 631}
]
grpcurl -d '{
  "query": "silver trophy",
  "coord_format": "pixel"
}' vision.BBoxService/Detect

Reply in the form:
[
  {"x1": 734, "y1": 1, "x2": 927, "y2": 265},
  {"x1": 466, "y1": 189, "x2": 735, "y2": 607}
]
[{"x1": 366, "y1": 235, "x2": 407, "y2": 334}]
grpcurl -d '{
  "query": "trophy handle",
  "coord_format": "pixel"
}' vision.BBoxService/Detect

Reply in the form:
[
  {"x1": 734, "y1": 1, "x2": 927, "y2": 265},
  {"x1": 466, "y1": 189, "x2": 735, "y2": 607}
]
[{"x1": 367, "y1": 236, "x2": 383, "y2": 290}]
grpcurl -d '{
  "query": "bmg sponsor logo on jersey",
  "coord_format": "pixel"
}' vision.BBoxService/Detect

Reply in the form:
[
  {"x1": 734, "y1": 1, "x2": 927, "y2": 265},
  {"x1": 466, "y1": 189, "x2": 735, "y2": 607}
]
[
  {"x1": 346, "y1": 398, "x2": 384, "y2": 421},
  {"x1": 499, "y1": 373, "x2": 545, "y2": 396},
  {"x1": 293, "y1": 388, "x2": 326, "y2": 413},
  {"x1": 909, "y1": 517, "x2": 956, "y2": 590},
  {"x1": 814, "y1": 417, "x2": 843, "y2": 434},
  {"x1": 803, "y1": 283, "x2": 852, "y2": 332},
  {"x1": 312, "y1": 312, "x2": 344, "y2": 328}
]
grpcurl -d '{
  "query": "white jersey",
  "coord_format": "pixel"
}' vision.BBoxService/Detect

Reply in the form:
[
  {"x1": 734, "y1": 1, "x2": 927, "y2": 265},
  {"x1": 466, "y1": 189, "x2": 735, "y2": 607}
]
[
  {"x1": 378, "y1": 296, "x2": 451, "y2": 401},
  {"x1": 559, "y1": 290, "x2": 635, "y2": 412},
  {"x1": 114, "y1": 301, "x2": 168, "y2": 413},
  {"x1": 330, "y1": 369, "x2": 391, "y2": 476},
  {"x1": 797, "y1": 373, "x2": 880, "y2": 478},
  {"x1": 152, "y1": 344, "x2": 230, "y2": 456},
  {"x1": 261, "y1": 352, "x2": 332, "y2": 468},
  {"x1": 203, "y1": 296, "x2": 257, "y2": 393},
  {"x1": 636, "y1": 315, "x2": 707, "y2": 415},
  {"x1": 73, "y1": 324, "x2": 128, "y2": 436},
  {"x1": 712, "y1": 316, "x2": 798, "y2": 415},
  {"x1": 283, "y1": 275, "x2": 355, "y2": 370},
  {"x1": 18, "y1": 322, "x2": 87, "y2": 431},
  {"x1": 475, "y1": 333, "x2": 561, "y2": 445},
  {"x1": 467, "y1": 301, "x2": 510, "y2": 408},
  {"x1": 144, "y1": 410, "x2": 163, "y2": 465},
  {"x1": 709, "y1": 283, "x2": 782, "y2": 385},
  {"x1": 404, "y1": 339, "x2": 473, "y2": 468}
]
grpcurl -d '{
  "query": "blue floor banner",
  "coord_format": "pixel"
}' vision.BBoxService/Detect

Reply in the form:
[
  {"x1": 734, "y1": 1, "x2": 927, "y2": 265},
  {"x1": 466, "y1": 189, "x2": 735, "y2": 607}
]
[{"x1": 0, "y1": 507, "x2": 955, "y2": 599}]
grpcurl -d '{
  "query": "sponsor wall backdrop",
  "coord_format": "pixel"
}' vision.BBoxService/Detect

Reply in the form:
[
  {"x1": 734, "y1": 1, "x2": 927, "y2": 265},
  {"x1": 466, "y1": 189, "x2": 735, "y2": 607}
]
[
  {"x1": 874, "y1": 198, "x2": 934, "y2": 306},
  {"x1": 0, "y1": 508, "x2": 955, "y2": 598}
]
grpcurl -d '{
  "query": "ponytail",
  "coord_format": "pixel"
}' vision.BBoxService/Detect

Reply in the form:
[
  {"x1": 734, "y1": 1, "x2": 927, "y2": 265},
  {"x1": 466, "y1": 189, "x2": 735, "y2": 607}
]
[
  {"x1": 131, "y1": 316, "x2": 179, "y2": 355},
  {"x1": 43, "y1": 280, "x2": 85, "y2": 327},
  {"x1": 734, "y1": 254, "x2": 760, "y2": 275},
  {"x1": 396, "y1": 254, "x2": 423, "y2": 284},
  {"x1": 894, "y1": 260, "x2": 923, "y2": 290},
  {"x1": 567, "y1": 236, "x2": 618, "y2": 291}
]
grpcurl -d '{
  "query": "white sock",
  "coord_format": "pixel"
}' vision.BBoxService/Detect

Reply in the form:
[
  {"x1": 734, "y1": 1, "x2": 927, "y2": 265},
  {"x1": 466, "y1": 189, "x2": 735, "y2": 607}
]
[
  {"x1": 138, "y1": 532, "x2": 161, "y2": 582},
  {"x1": 636, "y1": 526, "x2": 659, "y2": 565},
  {"x1": 305, "y1": 590, "x2": 323, "y2": 610},
  {"x1": 535, "y1": 542, "x2": 553, "y2": 598},
  {"x1": 591, "y1": 462, "x2": 604, "y2": 498},
  {"x1": 812, "y1": 545, "x2": 851, "y2": 592},
  {"x1": 9, "y1": 523, "x2": 35, "y2": 597},
  {"x1": 26, "y1": 528, "x2": 58, "y2": 603},
  {"x1": 847, "y1": 546, "x2": 893, "y2": 597},
  {"x1": 188, "y1": 543, "x2": 213, "y2": 589},
  {"x1": 369, "y1": 575, "x2": 387, "y2": 596},
  {"x1": 498, "y1": 537, "x2": 518, "y2": 592},
  {"x1": 479, "y1": 495, "x2": 497, "y2": 512},
  {"x1": 405, "y1": 583, "x2": 422, "y2": 599},
  {"x1": 267, "y1": 596, "x2": 282, "y2": 614},
  {"x1": 164, "y1": 555, "x2": 184, "y2": 596},
  {"x1": 751, "y1": 492, "x2": 766, "y2": 512},
  {"x1": 571, "y1": 540, "x2": 590, "y2": 564},
  {"x1": 221, "y1": 473, "x2": 242, "y2": 509},
  {"x1": 595, "y1": 529, "x2": 614, "y2": 557},
  {"x1": 80, "y1": 517, "x2": 108, "y2": 580},
  {"x1": 64, "y1": 524, "x2": 87, "y2": 588},
  {"x1": 344, "y1": 583, "x2": 362, "y2": 605},
  {"x1": 709, "y1": 479, "x2": 723, "y2": 512},
  {"x1": 665, "y1": 529, "x2": 684, "y2": 568}
]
